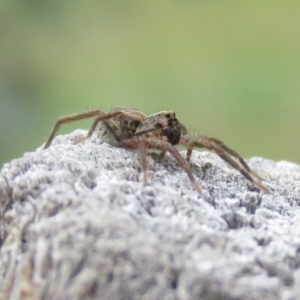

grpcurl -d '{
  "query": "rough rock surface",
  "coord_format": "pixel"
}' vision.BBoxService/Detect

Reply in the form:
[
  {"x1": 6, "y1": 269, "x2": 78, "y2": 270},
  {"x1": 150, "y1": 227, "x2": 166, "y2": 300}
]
[{"x1": 0, "y1": 129, "x2": 300, "y2": 300}]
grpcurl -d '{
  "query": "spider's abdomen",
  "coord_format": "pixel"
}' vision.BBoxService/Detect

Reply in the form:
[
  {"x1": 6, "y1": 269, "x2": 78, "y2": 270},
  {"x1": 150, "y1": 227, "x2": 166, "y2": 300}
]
[
  {"x1": 120, "y1": 118, "x2": 141, "y2": 138},
  {"x1": 97, "y1": 109, "x2": 146, "y2": 146}
]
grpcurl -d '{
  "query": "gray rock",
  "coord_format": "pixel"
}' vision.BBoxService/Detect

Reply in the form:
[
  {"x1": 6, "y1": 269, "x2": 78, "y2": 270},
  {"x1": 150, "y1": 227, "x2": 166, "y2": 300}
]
[{"x1": 0, "y1": 129, "x2": 300, "y2": 300}]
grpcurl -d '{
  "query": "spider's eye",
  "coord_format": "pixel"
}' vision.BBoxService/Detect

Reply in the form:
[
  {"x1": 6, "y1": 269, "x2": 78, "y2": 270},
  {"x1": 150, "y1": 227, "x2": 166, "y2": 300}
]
[{"x1": 165, "y1": 113, "x2": 170, "y2": 118}]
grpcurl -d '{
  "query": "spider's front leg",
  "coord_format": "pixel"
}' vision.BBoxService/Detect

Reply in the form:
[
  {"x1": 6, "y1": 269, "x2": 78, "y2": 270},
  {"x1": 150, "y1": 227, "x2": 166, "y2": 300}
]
[
  {"x1": 137, "y1": 136, "x2": 148, "y2": 184},
  {"x1": 122, "y1": 137, "x2": 202, "y2": 193},
  {"x1": 147, "y1": 138, "x2": 202, "y2": 193},
  {"x1": 180, "y1": 135, "x2": 269, "y2": 192},
  {"x1": 121, "y1": 136, "x2": 149, "y2": 186}
]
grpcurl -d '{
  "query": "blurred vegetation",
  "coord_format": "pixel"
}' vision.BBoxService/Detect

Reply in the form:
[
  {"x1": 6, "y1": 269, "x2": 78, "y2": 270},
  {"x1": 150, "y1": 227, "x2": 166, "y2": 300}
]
[{"x1": 1, "y1": 1, "x2": 300, "y2": 167}]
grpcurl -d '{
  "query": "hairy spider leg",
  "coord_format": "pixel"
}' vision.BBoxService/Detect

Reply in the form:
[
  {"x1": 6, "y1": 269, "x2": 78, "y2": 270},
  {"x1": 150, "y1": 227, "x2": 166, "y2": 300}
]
[
  {"x1": 122, "y1": 137, "x2": 202, "y2": 193},
  {"x1": 44, "y1": 109, "x2": 102, "y2": 149},
  {"x1": 184, "y1": 136, "x2": 262, "y2": 180},
  {"x1": 137, "y1": 136, "x2": 148, "y2": 184},
  {"x1": 207, "y1": 137, "x2": 263, "y2": 181},
  {"x1": 101, "y1": 119, "x2": 123, "y2": 143},
  {"x1": 78, "y1": 108, "x2": 147, "y2": 145},
  {"x1": 73, "y1": 111, "x2": 124, "y2": 144},
  {"x1": 149, "y1": 138, "x2": 202, "y2": 193},
  {"x1": 180, "y1": 135, "x2": 269, "y2": 193}
]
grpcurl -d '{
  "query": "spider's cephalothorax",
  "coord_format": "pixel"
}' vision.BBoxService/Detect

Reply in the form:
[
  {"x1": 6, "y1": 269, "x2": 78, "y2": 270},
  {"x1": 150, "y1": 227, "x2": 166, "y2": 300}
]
[
  {"x1": 44, "y1": 107, "x2": 269, "y2": 193},
  {"x1": 135, "y1": 111, "x2": 184, "y2": 145}
]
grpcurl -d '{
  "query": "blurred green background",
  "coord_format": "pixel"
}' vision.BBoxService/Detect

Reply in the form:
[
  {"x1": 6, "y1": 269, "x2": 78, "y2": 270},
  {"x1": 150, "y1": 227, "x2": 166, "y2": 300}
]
[{"x1": 1, "y1": 1, "x2": 300, "y2": 168}]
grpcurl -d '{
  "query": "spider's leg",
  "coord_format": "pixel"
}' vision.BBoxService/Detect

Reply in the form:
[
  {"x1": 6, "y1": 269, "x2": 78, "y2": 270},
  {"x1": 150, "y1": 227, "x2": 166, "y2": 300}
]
[
  {"x1": 186, "y1": 146, "x2": 194, "y2": 163},
  {"x1": 122, "y1": 136, "x2": 201, "y2": 192},
  {"x1": 149, "y1": 138, "x2": 202, "y2": 193},
  {"x1": 180, "y1": 135, "x2": 269, "y2": 192},
  {"x1": 158, "y1": 148, "x2": 167, "y2": 162},
  {"x1": 179, "y1": 135, "x2": 205, "y2": 163},
  {"x1": 102, "y1": 119, "x2": 122, "y2": 143},
  {"x1": 122, "y1": 136, "x2": 158, "y2": 185},
  {"x1": 210, "y1": 143, "x2": 269, "y2": 192},
  {"x1": 207, "y1": 137, "x2": 263, "y2": 181},
  {"x1": 44, "y1": 110, "x2": 102, "y2": 149},
  {"x1": 74, "y1": 111, "x2": 123, "y2": 144},
  {"x1": 138, "y1": 136, "x2": 148, "y2": 184},
  {"x1": 121, "y1": 137, "x2": 149, "y2": 185}
]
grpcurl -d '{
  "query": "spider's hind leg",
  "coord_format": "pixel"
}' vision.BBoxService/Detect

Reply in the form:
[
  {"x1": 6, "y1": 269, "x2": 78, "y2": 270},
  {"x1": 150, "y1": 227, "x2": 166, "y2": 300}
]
[
  {"x1": 75, "y1": 111, "x2": 123, "y2": 144},
  {"x1": 44, "y1": 109, "x2": 102, "y2": 149}
]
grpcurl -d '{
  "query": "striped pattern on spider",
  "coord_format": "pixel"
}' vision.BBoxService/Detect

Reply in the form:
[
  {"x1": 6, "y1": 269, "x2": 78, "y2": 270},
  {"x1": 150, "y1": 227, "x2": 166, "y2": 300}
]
[{"x1": 43, "y1": 106, "x2": 269, "y2": 193}]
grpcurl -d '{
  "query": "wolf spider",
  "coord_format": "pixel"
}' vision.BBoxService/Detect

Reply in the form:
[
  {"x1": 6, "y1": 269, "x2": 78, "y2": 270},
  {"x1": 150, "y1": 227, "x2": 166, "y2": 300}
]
[{"x1": 43, "y1": 106, "x2": 269, "y2": 193}]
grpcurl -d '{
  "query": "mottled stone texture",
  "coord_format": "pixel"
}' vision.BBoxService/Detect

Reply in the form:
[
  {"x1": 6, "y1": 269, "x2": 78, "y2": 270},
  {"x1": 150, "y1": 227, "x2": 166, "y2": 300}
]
[{"x1": 0, "y1": 130, "x2": 300, "y2": 300}]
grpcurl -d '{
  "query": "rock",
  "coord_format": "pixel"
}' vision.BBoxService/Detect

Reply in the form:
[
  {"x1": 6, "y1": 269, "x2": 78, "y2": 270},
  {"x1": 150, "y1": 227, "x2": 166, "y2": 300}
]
[{"x1": 0, "y1": 129, "x2": 300, "y2": 300}]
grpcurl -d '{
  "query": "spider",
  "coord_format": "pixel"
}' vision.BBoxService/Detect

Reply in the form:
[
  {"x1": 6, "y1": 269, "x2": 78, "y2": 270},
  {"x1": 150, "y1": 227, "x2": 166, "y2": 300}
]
[{"x1": 43, "y1": 106, "x2": 269, "y2": 193}]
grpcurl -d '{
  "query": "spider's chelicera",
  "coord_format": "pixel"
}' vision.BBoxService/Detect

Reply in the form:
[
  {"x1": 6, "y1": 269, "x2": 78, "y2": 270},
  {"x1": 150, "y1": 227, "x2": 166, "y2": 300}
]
[{"x1": 43, "y1": 106, "x2": 269, "y2": 193}]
